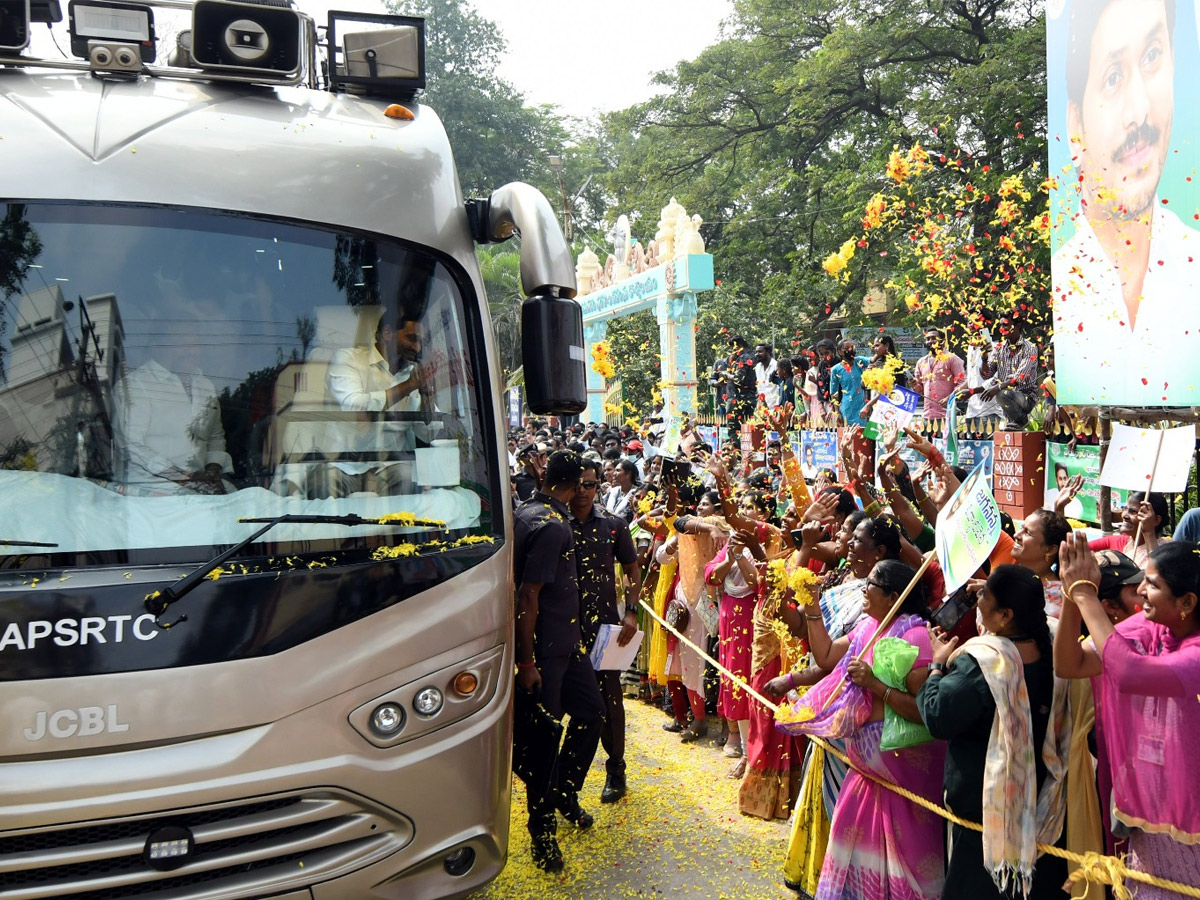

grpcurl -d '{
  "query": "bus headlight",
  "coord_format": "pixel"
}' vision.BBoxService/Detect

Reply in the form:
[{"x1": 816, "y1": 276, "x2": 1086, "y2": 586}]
[
  {"x1": 412, "y1": 687, "x2": 443, "y2": 717},
  {"x1": 370, "y1": 702, "x2": 405, "y2": 736}
]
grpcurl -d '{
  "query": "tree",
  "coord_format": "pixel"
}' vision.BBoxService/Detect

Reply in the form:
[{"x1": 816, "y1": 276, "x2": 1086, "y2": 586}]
[
  {"x1": 0, "y1": 205, "x2": 43, "y2": 379},
  {"x1": 477, "y1": 244, "x2": 522, "y2": 379},
  {"x1": 589, "y1": 0, "x2": 1048, "y2": 370},
  {"x1": 823, "y1": 142, "x2": 1051, "y2": 347},
  {"x1": 387, "y1": 0, "x2": 569, "y2": 199}
]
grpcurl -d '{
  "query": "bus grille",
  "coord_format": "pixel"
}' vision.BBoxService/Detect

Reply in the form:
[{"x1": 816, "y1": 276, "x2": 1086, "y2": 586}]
[{"x1": 0, "y1": 791, "x2": 412, "y2": 899}]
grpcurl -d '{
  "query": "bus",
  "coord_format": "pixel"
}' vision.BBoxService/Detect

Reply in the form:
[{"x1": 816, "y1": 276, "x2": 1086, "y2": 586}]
[{"x1": 0, "y1": 3, "x2": 585, "y2": 898}]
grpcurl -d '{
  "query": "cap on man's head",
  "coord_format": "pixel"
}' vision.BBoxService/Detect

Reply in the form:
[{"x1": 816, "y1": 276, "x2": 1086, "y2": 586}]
[
  {"x1": 1095, "y1": 550, "x2": 1144, "y2": 600},
  {"x1": 627, "y1": 439, "x2": 643, "y2": 451}
]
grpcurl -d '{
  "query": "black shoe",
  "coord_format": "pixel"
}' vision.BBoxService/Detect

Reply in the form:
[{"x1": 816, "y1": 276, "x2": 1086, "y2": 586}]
[
  {"x1": 531, "y1": 834, "x2": 563, "y2": 872},
  {"x1": 600, "y1": 773, "x2": 627, "y2": 804},
  {"x1": 556, "y1": 794, "x2": 594, "y2": 828},
  {"x1": 679, "y1": 720, "x2": 709, "y2": 743},
  {"x1": 662, "y1": 719, "x2": 685, "y2": 733}
]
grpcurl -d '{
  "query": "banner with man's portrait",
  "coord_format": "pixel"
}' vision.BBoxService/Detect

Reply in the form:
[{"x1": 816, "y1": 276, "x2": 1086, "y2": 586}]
[{"x1": 1048, "y1": 0, "x2": 1200, "y2": 406}]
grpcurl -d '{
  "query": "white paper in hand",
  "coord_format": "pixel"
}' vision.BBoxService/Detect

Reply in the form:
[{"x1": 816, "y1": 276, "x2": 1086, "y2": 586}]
[{"x1": 589, "y1": 624, "x2": 644, "y2": 671}]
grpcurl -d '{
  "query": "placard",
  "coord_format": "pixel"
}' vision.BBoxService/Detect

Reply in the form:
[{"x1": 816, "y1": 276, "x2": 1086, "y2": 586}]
[
  {"x1": 1099, "y1": 423, "x2": 1196, "y2": 493},
  {"x1": 864, "y1": 387, "x2": 921, "y2": 440},
  {"x1": 936, "y1": 462, "x2": 1002, "y2": 595},
  {"x1": 1045, "y1": 441, "x2": 1129, "y2": 524},
  {"x1": 798, "y1": 430, "x2": 838, "y2": 480}
]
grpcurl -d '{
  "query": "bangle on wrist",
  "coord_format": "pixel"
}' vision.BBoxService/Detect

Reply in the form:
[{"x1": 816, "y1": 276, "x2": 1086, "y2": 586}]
[
  {"x1": 882, "y1": 686, "x2": 893, "y2": 705},
  {"x1": 787, "y1": 672, "x2": 797, "y2": 690},
  {"x1": 1065, "y1": 579, "x2": 1099, "y2": 598},
  {"x1": 516, "y1": 660, "x2": 537, "y2": 670}
]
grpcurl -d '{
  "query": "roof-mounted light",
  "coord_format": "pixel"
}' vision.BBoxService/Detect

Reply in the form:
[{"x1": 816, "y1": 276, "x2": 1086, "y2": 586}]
[
  {"x1": 191, "y1": 0, "x2": 302, "y2": 79},
  {"x1": 0, "y1": 0, "x2": 31, "y2": 52},
  {"x1": 326, "y1": 11, "x2": 424, "y2": 99},
  {"x1": 68, "y1": 0, "x2": 155, "y2": 62}
]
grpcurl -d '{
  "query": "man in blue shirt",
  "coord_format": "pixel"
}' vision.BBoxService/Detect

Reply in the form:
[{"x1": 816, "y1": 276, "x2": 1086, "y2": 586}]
[{"x1": 829, "y1": 339, "x2": 870, "y2": 426}]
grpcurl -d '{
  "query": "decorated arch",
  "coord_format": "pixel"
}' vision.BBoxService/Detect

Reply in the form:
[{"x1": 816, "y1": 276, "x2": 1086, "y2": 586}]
[{"x1": 575, "y1": 199, "x2": 715, "y2": 423}]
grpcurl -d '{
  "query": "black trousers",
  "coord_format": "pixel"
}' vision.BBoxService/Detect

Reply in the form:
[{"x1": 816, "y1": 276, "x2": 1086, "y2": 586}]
[
  {"x1": 521, "y1": 651, "x2": 604, "y2": 837},
  {"x1": 596, "y1": 669, "x2": 626, "y2": 777}
]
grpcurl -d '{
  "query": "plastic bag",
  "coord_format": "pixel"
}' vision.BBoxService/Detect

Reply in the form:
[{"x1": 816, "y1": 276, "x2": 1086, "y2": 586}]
[
  {"x1": 695, "y1": 585, "x2": 720, "y2": 638},
  {"x1": 873, "y1": 636, "x2": 934, "y2": 751}
]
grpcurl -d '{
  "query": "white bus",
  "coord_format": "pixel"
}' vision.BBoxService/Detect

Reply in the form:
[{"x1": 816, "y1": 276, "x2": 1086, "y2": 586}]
[{"x1": 0, "y1": 4, "x2": 585, "y2": 897}]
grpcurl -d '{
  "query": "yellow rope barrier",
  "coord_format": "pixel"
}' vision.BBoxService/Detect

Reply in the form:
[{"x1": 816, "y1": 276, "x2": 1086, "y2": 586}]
[{"x1": 639, "y1": 598, "x2": 1200, "y2": 899}]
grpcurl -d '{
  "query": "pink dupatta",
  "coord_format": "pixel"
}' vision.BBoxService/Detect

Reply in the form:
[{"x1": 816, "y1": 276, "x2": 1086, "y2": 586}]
[{"x1": 777, "y1": 613, "x2": 926, "y2": 739}]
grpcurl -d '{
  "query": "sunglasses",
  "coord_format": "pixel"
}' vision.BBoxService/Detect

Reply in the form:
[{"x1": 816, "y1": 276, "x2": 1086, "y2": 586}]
[{"x1": 579, "y1": 480, "x2": 601, "y2": 489}]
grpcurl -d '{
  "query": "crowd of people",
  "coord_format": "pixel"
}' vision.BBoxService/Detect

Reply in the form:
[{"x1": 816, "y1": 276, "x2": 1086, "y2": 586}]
[
  {"x1": 706, "y1": 313, "x2": 1042, "y2": 432},
  {"x1": 507, "y1": 328, "x2": 1199, "y2": 899}
]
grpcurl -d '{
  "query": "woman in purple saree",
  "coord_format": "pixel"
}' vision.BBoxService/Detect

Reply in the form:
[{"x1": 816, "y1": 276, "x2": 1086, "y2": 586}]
[{"x1": 779, "y1": 558, "x2": 946, "y2": 900}]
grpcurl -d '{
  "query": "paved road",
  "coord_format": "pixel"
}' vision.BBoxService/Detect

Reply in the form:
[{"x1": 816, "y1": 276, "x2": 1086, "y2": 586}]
[{"x1": 469, "y1": 697, "x2": 797, "y2": 900}]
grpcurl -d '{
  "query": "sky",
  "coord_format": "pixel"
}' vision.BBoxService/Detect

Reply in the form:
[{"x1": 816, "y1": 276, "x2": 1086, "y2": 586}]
[
  {"x1": 299, "y1": 0, "x2": 734, "y2": 119},
  {"x1": 469, "y1": 0, "x2": 734, "y2": 119},
  {"x1": 26, "y1": 0, "x2": 733, "y2": 120}
]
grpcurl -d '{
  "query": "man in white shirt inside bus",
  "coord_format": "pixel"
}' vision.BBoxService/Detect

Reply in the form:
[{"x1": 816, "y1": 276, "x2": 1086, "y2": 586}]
[
  {"x1": 1052, "y1": 0, "x2": 1200, "y2": 405},
  {"x1": 323, "y1": 308, "x2": 435, "y2": 496}
]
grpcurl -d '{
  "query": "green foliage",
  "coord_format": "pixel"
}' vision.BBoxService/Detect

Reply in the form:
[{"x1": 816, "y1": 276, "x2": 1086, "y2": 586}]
[
  {"x1": 477, "y1": 244, "x2": 522, "y2": 378},
  {"x1": 587, "y1": 0, "x2": 1048, "y2": 385},
  {"x1": 0, "y1": 204, "x2": 43, "y2": 379},
  {"x1": 604, "y1": 313, "x2": 660, "y2": 416},
  {"x1": 387, "y1": 0, "x2": 567, "y2": 198}
]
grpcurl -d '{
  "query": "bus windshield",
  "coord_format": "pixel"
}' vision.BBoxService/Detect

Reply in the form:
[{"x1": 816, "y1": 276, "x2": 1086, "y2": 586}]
[{"x1": 0, "y1": 203, "x2": 493, "y2": 564}]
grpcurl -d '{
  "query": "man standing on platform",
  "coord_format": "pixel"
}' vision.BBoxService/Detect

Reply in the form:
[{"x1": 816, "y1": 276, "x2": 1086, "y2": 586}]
[
  {"x1": 513, "y1": 450, "x2": 605, "y2": 872},
  {"x1": 754, "y1": 342, "x2": 780, "y2": 409},
  {"x1": 984, "y1": 312, "x2": 1040, "y2": 427},
  {"x1": 570, "y1": 459, "x2": 641, "y2": 804},
  {"x1": 912, "y1": 326, "x2": 966, "y2": 422}
]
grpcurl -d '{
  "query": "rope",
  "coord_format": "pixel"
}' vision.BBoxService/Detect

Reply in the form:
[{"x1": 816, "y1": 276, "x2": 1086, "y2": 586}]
[{"x1": 639, "y1": 597, "x2": 1200, "y2": 899}]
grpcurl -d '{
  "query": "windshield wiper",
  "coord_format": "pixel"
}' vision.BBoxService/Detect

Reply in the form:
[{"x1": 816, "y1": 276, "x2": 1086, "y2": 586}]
[
  {"x1": 0, "y1": 539, "x2": 59, "y2": 548},
  {"x1": 144, "y1": 513, "x2": 446, "y2": 629}
]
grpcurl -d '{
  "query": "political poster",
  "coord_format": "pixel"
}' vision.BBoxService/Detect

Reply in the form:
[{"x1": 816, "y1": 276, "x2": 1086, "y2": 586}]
[
  {"x1": 1045, "y1": 441, "x2": 1129, "y2": 525},
  {"x1": 935, "y1": 462, "x2": 1003, "y2": 595},
  {"x1": 1048, "y1": 0, "x2": 1200, "y2": 406},
  {"x1": 955, "y1": 439, "x2": 995, "y2": 489},
  {"x1": 798, "y1": 430, "x2": 838, "y2": 480},
  {"x1": 695, "y1": 425, "x2": 720, "y2": 453},
  {"x1": 864, "y1": 387, "x2": 921, "y2": 441}
]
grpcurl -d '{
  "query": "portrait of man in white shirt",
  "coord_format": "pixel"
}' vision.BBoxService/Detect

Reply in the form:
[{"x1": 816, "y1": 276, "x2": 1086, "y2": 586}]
[{"x1": 1051, "y1": 0, "x2": 1200, "y2": 405}]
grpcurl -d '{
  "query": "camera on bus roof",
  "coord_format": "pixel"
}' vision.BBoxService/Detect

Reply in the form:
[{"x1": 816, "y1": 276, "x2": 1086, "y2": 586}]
[{"x1": 190, "y1": 0, "x2": 302, "y2": 78}]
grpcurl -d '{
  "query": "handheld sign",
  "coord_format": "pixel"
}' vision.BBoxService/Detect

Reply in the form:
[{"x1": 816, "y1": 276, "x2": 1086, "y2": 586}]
[
  {"x1": 1099, "y1": 423, "x2": 1195, "y2": 493},
  {"x1": 864, "y1": 387, "x2": 920, "y2": 440},
  {"x1": 935, "y1": 461, "x2": 1002, "y2": 595}
]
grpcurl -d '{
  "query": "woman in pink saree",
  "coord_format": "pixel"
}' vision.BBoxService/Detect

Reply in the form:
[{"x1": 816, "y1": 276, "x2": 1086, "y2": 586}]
[
  {"x1": 778, "y1": 558, "x2": 946, "y2": 900},
  {"x1": 1055, "y1": 536, "x2": 1200, "y2": 896}
]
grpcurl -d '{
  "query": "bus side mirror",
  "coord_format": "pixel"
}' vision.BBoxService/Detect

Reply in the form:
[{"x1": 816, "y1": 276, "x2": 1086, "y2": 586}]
[{"x1": 521, "y1": 292, "x2": 586, "y2": 415}]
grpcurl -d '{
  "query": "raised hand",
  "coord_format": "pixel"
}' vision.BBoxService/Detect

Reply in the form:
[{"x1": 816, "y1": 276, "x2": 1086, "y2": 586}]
[{"x1": 903, "y1": 427, "x2": 938, "y2": 459}]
